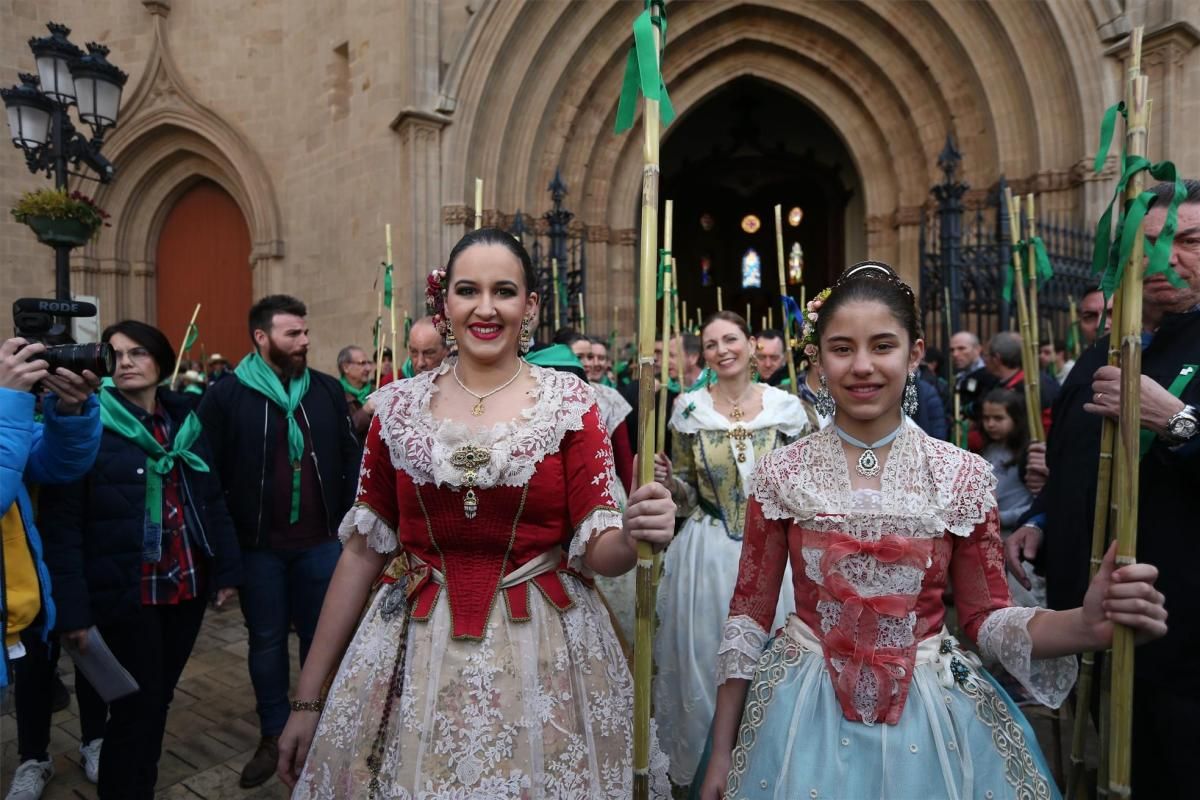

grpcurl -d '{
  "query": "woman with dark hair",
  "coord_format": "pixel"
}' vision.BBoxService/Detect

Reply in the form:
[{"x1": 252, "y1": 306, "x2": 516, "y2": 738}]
[
  {"x1": 651, "y1": 310, "x2": 808, "y2": 789},
  {"x1": 697, "y1": 263, "x2": 1169, "y2": 800},
  {"x1": 39, "y1": 319, "x2": 242, "y2": 800},
  {"x1": 278, "y1": 228, "x2": 674, "y2": 797}
]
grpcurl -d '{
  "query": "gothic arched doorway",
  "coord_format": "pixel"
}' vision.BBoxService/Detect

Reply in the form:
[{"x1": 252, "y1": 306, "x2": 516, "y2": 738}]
[
  {"x1": 155, "y1": 179, "x2": 253, "y2": 365},
  {"x1": 661, "y1": 77, "x2": 863, "y2": 331}
]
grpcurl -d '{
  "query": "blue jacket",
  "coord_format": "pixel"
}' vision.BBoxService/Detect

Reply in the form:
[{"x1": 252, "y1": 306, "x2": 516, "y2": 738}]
[
  {"x1": 909, "y1": 377, "x2": 948, "y2": 440},
  {"x1": 0, "y1": 388, "x2": 101, "y2": 687}
]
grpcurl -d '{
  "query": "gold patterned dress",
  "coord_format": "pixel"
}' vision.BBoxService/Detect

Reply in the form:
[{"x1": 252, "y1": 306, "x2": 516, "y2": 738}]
[{"x1": 652, "y1": 385, "x2": 808, "y2": 784}]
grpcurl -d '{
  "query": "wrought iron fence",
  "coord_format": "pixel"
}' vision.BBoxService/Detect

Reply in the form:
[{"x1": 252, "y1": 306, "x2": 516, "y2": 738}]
[
  {"x1": 507, "y1": 169, "x2": 586, "y2": 342},
  {"x1": 919, "y1": 137, "x2": 1095, "y2": 362}
]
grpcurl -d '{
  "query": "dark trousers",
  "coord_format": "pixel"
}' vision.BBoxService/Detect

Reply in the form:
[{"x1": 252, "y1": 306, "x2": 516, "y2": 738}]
[
  {"x1": 1131, "y1": 681, "x2": 1199, "y2": 799},
  {"x1": 97, "y1": 598, "x2": 206, "y2": 800},
  {"x1": 13, "y1": 628, "x2": 106, "y2": 762},
  {"x1": 239, "y1": 539, "x2": 340, "y2": 736}
]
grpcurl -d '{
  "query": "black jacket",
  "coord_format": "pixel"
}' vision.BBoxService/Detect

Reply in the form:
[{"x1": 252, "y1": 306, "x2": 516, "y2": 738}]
[
  {"x1": 1030, "y1": 309, "x2": 1200, "y2": 692},
  {"x1": 39, "y1": 389, "x2": 243, "y2": 632},
  {"x1": 197, "y1": 367, "x2": 360, "y2": 548}
]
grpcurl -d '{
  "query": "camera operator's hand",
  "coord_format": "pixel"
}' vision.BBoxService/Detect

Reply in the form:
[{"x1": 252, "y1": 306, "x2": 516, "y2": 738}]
[
  {"x1": 0, "y1": 338, "x2": 49, "y2": 393},
  {"x1": 42, "y1": 367, "x2": 101, "y2": 415}
]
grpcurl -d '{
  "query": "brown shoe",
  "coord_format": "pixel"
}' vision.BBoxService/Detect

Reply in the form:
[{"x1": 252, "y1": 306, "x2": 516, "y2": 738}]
[{"x1": 239, "y1": 735, "x2": 279, "y2": 788}]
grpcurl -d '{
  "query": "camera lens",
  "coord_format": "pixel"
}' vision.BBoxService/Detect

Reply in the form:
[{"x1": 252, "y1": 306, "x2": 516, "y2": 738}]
[{"x1": 43, "y1": 343, "x2": 115, "y2": 377}]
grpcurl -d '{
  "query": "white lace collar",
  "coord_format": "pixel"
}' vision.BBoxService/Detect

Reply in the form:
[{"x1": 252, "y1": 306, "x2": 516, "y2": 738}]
[
  {"x1": 669, "y1": 384, "x2": 808, "y2": 437},
  {"x1": 751, "y1": 419, "x2": 997, "y2": 537},
  {"x1": 371, "y1": 359, "x2": 598, "y2": 488}
]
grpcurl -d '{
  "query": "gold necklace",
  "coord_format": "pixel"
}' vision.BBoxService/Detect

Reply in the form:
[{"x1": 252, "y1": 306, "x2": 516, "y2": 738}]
[
  {"x1": 452, "y1": 360, "x2": 524, "y2": 416},
  {"x1": 717, "y1": 382, "x2": 756, "y2": 462}
]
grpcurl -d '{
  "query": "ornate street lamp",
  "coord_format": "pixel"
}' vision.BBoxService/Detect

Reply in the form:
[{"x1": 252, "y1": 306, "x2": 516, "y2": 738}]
[{"x1": 2, "y1": 22, "x2": 127, "y2": 301}]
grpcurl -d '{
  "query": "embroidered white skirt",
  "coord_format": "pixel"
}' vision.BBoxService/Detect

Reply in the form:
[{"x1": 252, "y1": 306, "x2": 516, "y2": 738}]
[
  {"x1": 654, "y1": 512, "x2": 794, "y2": 785},
  {"x1": 294, "y1": 575, "x2": 670, "y2": 799}
]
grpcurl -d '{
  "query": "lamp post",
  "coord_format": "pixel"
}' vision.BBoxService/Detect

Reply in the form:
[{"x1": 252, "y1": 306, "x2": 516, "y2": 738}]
[{"x1": 2, "y1": 22, "x2": 127, "y2": 301}]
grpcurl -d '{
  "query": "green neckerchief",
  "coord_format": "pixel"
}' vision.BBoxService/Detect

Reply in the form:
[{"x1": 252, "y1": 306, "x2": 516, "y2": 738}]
[
  {"x1": 235, "y1": 352, "x2": 311, "y2": 523},
  {"x1": 339, "y1": 375, "x2": 372, "y2": 405},
  {"x1": 99, "y1": 388, "x2": 209, "y2": 529}
]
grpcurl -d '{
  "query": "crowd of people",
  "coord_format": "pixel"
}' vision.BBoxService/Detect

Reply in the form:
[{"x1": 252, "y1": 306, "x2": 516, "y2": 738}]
[{"x1": 1, "y1": 179, "x2": 1196, "y2": 799}]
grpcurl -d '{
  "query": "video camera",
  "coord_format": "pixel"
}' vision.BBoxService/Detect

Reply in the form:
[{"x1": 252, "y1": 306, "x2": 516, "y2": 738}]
[{"x1": 13, "y1": 298, "x2": 114, "y2": 377}]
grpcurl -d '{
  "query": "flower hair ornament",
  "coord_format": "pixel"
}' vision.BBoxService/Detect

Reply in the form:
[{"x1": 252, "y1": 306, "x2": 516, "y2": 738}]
[
  {"x1": 799, "y1": 286, "x2": 832, "y2": 359},
  {"x1": 426, "y1": 268, "x2": 448, "y2": 336}
]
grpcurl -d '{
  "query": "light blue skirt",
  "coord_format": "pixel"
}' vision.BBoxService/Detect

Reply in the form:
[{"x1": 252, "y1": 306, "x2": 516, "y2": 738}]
[{"x1": 724, "y1": 624, "x2": 1061, "y2": 800}]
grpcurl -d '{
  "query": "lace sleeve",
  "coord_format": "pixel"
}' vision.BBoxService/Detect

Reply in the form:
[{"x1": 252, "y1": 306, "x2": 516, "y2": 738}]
[
  {"x1": 567, "y1": 507, "x2": 624, "y2": 572},
  {"x1": 337, "y1": 503, "x2": 398, "y2": 555},
  {"x1": 715, "y1": 614, "x2": 769, "y2": 684},
  {"x1": 977, "y1": 606, "x2": 1078, "y2": 708}
]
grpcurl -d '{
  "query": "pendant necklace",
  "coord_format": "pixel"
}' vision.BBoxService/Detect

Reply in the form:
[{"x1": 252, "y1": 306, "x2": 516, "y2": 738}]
[
  {"x1": 452, "y1": 360, "x2": 524, "y2": 416},
  {"x1": 833, "y1": 421, "x2": 904, "y2": 478},
  {"x1": 717, "y1": 381, "x2": 756, "y2": 463}
]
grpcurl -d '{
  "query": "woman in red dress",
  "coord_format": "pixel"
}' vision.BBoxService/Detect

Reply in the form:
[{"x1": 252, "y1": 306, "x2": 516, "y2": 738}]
[{"x1": 277, "y1": 228, "x2": 674, "y2": 798}]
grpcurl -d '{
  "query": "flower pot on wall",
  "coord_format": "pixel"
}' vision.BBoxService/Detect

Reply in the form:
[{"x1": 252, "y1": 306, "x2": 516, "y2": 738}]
[{"x1": 24, "y1": 215, "x2": 94, "y2": 247}]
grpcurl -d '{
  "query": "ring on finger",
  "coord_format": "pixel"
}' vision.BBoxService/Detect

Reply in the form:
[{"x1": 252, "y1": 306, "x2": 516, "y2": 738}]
[{"x1": 1094, "y1": 392, "x2": 1104, "y2": 403}]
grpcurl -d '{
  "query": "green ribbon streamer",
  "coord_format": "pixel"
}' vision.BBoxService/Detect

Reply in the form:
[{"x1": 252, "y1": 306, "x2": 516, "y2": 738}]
[
  {"x1": 340, "y1": 375, "x2": 372, "y2": 406},
  {"x1": 235, "y1": 352, "x2": 311, "y2": 524},
  {"x1": 656, "y1": 248, "x2": 671, "y2": 299},
  {"x1": 99, "y1": 389, "x2": 209, "y2": 531},
  {"x1": 614, "y1": 1, "x2": 676, "y2": 134},
  {"x1": 1093, "y1": 102, "x2": 1124, "y2": 174},
  {"x1": 382, "y1": 263, "x2": 394, "y2": 309},
  {"x1": 183, "y1": 322, "x2": 199, "y2": 352}
]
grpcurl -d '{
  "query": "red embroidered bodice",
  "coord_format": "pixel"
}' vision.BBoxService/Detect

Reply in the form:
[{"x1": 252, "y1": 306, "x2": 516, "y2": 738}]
[{"x1": 345, "y1": 362, "x2": 624, "y2": 639}]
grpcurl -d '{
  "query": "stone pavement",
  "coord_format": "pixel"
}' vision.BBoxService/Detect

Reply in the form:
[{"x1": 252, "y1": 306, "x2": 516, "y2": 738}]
[{"x1": 1, "y1": 597, "x2": 294, "y2": 799}]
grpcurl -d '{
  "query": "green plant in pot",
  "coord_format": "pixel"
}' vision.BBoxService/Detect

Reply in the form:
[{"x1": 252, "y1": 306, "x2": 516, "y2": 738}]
[{"x1": 11, "y1": 187, "x2": 111, "y2": 247}]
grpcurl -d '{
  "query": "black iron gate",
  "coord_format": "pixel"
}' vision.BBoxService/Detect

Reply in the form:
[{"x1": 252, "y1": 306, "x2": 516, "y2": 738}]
[
  {"x1": 919, "y1": 136, "x2": 1094, "y2": 359},
  {"x1": 507, "y1": 169, "x2": 586, "y2": 342}
]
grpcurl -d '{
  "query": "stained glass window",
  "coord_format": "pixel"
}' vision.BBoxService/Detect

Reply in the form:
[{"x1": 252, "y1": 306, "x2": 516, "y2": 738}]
[
  {"x1": 741, "y1": 214, "x2": 761, "y2": 234},
  {"x1": 788, "y1": 207, "x2": 803, "y2": 226},
  {"x1": 741, "y1": 248, "x2": 761, "y2": 288},
  {"x1": 788, "y1": 241, "x2": 804, "y2": 285},
  {"x1": 700, "y1": 256, "x2": 713, "y2": 287}
]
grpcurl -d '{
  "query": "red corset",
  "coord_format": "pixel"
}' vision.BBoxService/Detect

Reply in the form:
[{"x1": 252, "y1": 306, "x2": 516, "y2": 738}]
[{"x1": 394, "y1": 469, "x2": 586, "y2": 639}]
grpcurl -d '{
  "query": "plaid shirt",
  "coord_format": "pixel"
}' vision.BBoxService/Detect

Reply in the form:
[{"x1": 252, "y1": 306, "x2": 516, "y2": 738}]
[{"x1": 141, "y1": 407, "x2": 204, "y2": 605}]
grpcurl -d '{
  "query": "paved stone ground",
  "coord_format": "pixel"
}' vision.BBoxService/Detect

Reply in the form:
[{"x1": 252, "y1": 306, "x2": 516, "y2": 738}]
[{"x1": 1, "y1": 597, "x2": 294, "y2": 799}]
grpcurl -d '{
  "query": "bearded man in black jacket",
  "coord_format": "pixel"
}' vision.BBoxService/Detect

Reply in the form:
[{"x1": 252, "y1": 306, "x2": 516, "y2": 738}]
[
  {"x1": 198, "y1": 295, "x2": 360, "y2": 788},
  {"x1": 1005, "y1": 179, "x2": 1200, "y2": 798}
]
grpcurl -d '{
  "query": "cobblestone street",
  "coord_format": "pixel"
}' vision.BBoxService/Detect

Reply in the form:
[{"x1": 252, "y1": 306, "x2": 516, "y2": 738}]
[{"x1": 1, "y1": 598, "x2": 293, "y2": 799}]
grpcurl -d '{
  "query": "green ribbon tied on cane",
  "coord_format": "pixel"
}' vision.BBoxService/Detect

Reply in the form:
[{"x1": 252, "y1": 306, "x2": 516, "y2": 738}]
[
  {"x1": 182, "y1": 322, "x2": 199, "y2": 352},
  {"x1": 614, "y1": 0, "x2": 676, "y2": 134},
  {"x1": 657, "y1": 248, "x2": 672, "y2": 299},
  {"x1": 99, "y1": 389, "x2": 209, "y2": 530},
  {"x1": 1091, "y1": 102, "x2": 1188, "y2": 298},
  {"x1": 235, "y1": 352, "x2": 311, "y2": 524},
  {"x1": 1002, "y1": 237, "x2": 1053, "y2": 304},
  {"x1": 381, "y1": 262, "x2": 394, "y2": 309}
]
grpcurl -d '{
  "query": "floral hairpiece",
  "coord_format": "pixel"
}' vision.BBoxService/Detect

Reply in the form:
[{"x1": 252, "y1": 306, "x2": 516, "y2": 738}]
[
  {"x1": 799, "y1": 286, "x2": 832, "y2": 358},
  {"x1": 426, "y1": 269, "x2": 448, "y2": 334}
]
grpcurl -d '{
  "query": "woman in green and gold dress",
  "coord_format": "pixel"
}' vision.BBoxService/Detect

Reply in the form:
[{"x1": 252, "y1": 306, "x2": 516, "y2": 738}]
[{"x1": 651, "y1": 311, "x2": 808, "y2": 787}]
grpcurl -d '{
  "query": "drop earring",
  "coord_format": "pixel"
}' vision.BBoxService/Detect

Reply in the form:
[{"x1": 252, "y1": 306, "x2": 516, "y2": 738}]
[
  {"x1": 815, "y1": 373, "x2": 836, "y2": 417},
  {"x1": 902, "y1": 371, "x2": 919, "y2": 417},
  {"x1": 519, "y1": 315, "x2": 533, "y2": 355},
  {"x1": 445, "y1": 320, "x2": 457, "y2": 350}
]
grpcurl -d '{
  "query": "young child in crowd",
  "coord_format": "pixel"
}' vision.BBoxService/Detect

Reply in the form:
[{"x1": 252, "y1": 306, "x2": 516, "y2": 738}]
[{"x1": 980, "y1": 388, "x2": 1045, "y2": 607}]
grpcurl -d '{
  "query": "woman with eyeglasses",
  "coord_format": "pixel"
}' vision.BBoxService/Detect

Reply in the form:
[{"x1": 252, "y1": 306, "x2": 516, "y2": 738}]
[{"x1": 39, "y1": 320, "x2": 242, "y2": 800}]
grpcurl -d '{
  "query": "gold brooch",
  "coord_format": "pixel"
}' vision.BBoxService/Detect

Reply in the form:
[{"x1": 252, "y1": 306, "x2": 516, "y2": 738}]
[{"x1": 449, "y1": 445, "x2": 491, "y2": 519}]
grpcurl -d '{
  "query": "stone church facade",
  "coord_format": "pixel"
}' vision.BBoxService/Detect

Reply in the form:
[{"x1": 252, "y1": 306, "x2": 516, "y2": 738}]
[{"x1": 2, "y1": 0, "x2": 1197, "y2": 369}]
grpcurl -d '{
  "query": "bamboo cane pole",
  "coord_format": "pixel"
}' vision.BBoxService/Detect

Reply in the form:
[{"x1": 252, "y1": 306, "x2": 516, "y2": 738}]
[
  {"x1": 387, "y1": 224, "x2": 397, "y2": 380},
  {"x1": 170, "y1": 303, "x2": 201, "y2": 387},
  {"x1": 402, "y1": 309, "x2": 410, "y2": 351},
  {"x1": 632, "y1": 24, "x2": 663, "y2": 800},
  {"x1": 717, "y1": 286, "x2": 723, "y2": 312},
  {"x1": 551, "y1": 258, "x2": 561, "y2": 332},
  {"x1": 1024, "y1": 195, "x2": 1046, "y2": 441},
  {"x1": 746, "y1": 302, "x2": 752, "y2": 325},
  {"x1": 681, "y1": 300, "x2": 688, "y2": 334},
  {"x1": 1003, "y1": 188, "x2": 1043, "y2": 443},
  {"x1": 578, "y1": 293, "x2": 587, "y2": 337},
  {"x1": 1108, "y1": 27, "x2": 1149, "y2": 798},
  {"x1": 768, "y1": 307, "x2": 773, "y2": 330},
  {"x1": 656, "y1": 200, "x2": 674, "y2": 453},
  {"x1": 474, "y1": 178, "x2": 483, "y2": 230},
  {"x1": 1069, "y1": 296, "x2": 1082, "y2": 359},
  {"x1": 774, "y1": 205, "x2": 799, "y2": 395}
]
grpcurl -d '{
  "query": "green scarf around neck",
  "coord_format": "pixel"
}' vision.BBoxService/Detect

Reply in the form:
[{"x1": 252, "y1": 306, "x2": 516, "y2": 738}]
[
  {"x1": 236, "y1": 352, "x2": 311, "y2": 523},
  {"x1": 99, "y1": 389, "x2": 209, "y2": 531},
  {"x1": 339, "y1": 375, "x2": 372, "y2": 406}
]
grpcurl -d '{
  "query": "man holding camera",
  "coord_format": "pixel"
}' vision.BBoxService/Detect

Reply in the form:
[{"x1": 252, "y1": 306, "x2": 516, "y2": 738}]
[{"x1": 2, "y1": 337, "x2": 102, "y2": 800}]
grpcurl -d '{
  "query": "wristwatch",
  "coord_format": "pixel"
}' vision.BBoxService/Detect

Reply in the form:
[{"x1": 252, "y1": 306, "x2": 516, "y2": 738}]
[{"x1": 1163, "y1": 404, "x2": 1198, "y2": 444}]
